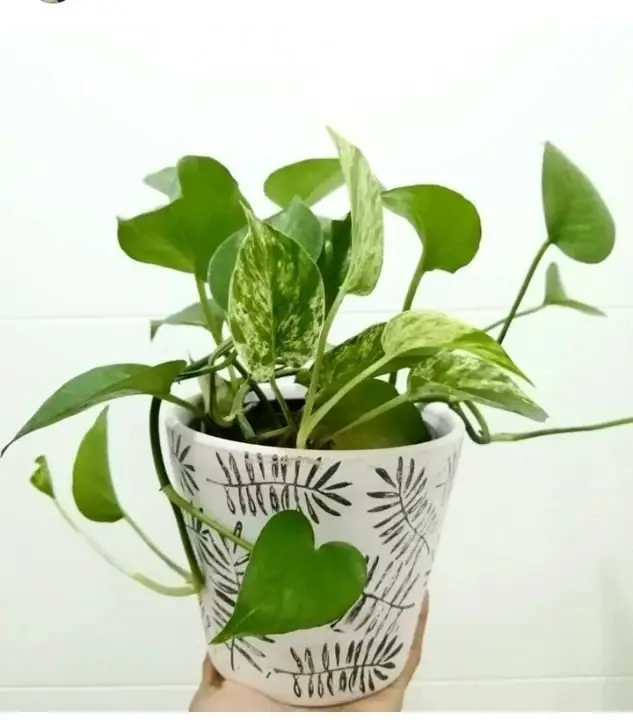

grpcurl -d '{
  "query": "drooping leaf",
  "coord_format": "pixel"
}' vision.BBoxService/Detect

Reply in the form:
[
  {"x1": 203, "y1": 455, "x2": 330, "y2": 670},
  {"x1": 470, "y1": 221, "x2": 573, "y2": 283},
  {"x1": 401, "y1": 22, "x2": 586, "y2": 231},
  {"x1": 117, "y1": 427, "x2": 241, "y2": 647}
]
[
  {"x1": 264, "y1": 158, "x2": 343, "y2": 208},
  {"x1": 543, "y1": 262, "x2": 605, "y2": 316},
  {"x1": 30, "y1": 455, "x2": 55, "y2": 499},
  {"x1": 317, "y1": 214, "x2": 352, "y2": 312},
  {"x1": 118, "y1": 156, "x2": 246, "y2": 278},
  {"x1": 327, "y1": 128, "x2": 384, "y2": 297},
  {"x1": 267, "y1": 197, "x2": 323, "y2": 261},
  {"x1": 150, "y1": 300, "x2": 224, "y2": 340},
  {"x1": 72, "y1": 407, "x2": 124, "y2": 523},
  {"x1": 381, "y1": 185, "x2": 482, "y2": 272},
  {"x1": 228, "y1": 206, "x2": 325, "y2": 381},
  {"x1": 409, "y1": 351, "x2": 547, "y2": 422},
  {"x1": 542, "y1": 142, "x2": 615, "y2": 264},
  {"x1": 143, "y1": 166, "x2": 181, "y2": 200},
  {"x1": 314, "y1": 379, "x2": 431, "y2": 449},
  {"x1": 212, "y1": 510, "x2": 366, "y2": 643},
  {"x1": 2, "y1": 361, "x2": 186, "y2": 455}
]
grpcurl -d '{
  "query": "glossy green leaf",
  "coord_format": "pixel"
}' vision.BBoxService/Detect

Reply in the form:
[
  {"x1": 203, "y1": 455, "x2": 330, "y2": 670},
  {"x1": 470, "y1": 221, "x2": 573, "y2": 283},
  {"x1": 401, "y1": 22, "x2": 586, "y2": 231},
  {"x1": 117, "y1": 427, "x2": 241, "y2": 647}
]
[
  {"x1": 212, "y1": 510, "x2": 366, "y2": 643},
  {"x1": 143, "y1": 166, "x2": 180, "y2": 200},
  {"x1": 543, "y1": 262, "x2": 605, "y2": 316},
  {"x1": 208, "y1": 229, "x2": 246, "y2": 311},
  {"x1": 382, "y1": 185, "x2": 481, "y2": 272},
  {"x1": 30, "y1": 455, "x2": 55, "y2": 499},
  {"x1": 72, "y1": 407, "x2": 124, "y2": 523},
  {"x1": 2, "y1": 361, "x2": 186, "y2": 455},
  {"x1": 314, "y1": 378, "x2": 431, "y2": 449},
  {"x1": 327, "y1": 128, "x2": 384, "y2": 296},
  {"x1": 542, "y1": 142, "x2": 615, "y2": 264},
  {"x1": 317, "y1": 214, "x2": 352, "y2": 312},
  {"x1": 409, "y1": 351, "x2": 547, "y2": 422},
  {"x1": 118, "y1": 156, "x2": 245, "y2": 278},
  {"x1": 267, "y1": 197, "x2": 323, "y2": 261},
  {"x1": 228, "y1": 207, "x2": 325, "y2": 381},
  {"x1": 264, "y1": 158, "x2": 343, "y2": 208},
  {"x1": 150, "y1": 300, "x2": 224, "y2": 340}
]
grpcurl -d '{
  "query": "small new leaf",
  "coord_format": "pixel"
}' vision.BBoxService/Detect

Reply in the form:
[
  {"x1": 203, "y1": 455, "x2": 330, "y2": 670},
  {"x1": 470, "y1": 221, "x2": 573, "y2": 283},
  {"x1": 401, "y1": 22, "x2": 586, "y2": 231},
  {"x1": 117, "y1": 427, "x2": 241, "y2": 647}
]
[
  {"x1": 30, "y1": 455, "x2": 55, "y2": 499},
  {"x1": 143, "y1": 166, "x2": 181, "y2": 200},
  {"x1": 542, "y1": 142, "x2": 615, "y2": 264},
  {"x1": 409, "y1": 352, "x2": 547, "y2": 422},
  {"x1": 212, "y1": 510, "x2": 366, "y2": 643},
  {"x1": 264, "y1": 158, "x2": 344, "y2": 208},
  {"x1": 73, "y1": 407, "x2": 124, "y2": 523},
  {"x1": 150, "y1": 301, "x2": 224, "y2": 340},
  {"x1": 543, "y1": 262, "x2": 605, "y2": 316},
  {"x1": 382, "y1": 185, "x2": 482, "y2": 273}
]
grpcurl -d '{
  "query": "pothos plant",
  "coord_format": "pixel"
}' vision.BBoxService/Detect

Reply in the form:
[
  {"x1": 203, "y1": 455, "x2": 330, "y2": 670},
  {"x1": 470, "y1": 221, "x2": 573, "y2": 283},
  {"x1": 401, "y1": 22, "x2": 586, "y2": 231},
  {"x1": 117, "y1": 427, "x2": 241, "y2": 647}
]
[{"x1": 3, "y1": 128, "x2": 631, "y2": 644}]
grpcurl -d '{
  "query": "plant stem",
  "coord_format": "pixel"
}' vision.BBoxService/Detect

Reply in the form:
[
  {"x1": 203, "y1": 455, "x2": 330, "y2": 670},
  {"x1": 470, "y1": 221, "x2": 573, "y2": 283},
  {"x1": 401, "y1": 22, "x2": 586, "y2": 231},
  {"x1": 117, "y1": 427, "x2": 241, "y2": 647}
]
[
  {"x1": 149, "y1": 398, "x2": 205, "y2": 592},
  {"x1": 451, "y1": 403, "x2": 490, "y2": 445},
  {"x1": 321, "y1": 395, "x2": 409, "y2": 443},
  {"x1": 497, "y1": 240, "x2": 550, "y2": 344},
  {"x1": 483, "y1": 305, "x2": 543, "y2": 334},
  {"x1": 270, "y1": 376, "x2": 295, "y2": 430},
  {"x1": 389, "y1": 252, "x2": 425, "y2": 385},
  {"x1": 162, "y1": 485, "x2": 254, "y2": 551},
  {"x1": 231, "y1": 359, "x2": 279, "y2": 427},
  {"x1": 252, "y1": 426, "x2": 289, "y2": 443},
  {"x1": 124, "y1": 516, "x2": 191, "y2": 581},
  {"x1": 165, "y1": 394, "x2": 203, "y2": 417},
  {"x1": 464, "y1": 401, "x2": 490, "y2": 442},
  {"x1": 490, "y1": 416, "x2": 633, "y2": 443}
]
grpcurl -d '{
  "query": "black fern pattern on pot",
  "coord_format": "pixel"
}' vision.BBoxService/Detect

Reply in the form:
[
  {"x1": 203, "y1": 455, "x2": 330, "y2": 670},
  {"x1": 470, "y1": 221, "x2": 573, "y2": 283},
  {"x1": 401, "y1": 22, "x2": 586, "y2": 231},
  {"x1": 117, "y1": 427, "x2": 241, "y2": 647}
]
[
  {"x1": 208, "y1": 452, "x2": 351, "y2": 523},
  {"x1": 167, "y1": 428, "x2": 198, "y2": 496},
  {"x1": 333, "y1": 555, "x2": 418, "y2": 637},
  {"x1": 368, "y1": 457, "x2": 439, "y2": 563},
  {"x1": 275, "y1": 633, "x2": 404, "y2": 699},
  {"x1": 435, "y1": 448, "x2": 460, "y2": 506},
  {"x1": 186, "y1": 515, "x2": 273, "y2": 672}
]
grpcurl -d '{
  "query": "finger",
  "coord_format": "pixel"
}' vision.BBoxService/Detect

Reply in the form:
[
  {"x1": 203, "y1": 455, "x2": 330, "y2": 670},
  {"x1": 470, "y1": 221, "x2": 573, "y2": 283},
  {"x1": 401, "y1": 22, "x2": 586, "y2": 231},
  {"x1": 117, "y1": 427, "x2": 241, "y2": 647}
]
[
  {"x1": 398, "y1": 592, "x2": 430, "y2": 685},
  {"x1": 201, "y1": 654, "x2": 224, "y2": 687}
]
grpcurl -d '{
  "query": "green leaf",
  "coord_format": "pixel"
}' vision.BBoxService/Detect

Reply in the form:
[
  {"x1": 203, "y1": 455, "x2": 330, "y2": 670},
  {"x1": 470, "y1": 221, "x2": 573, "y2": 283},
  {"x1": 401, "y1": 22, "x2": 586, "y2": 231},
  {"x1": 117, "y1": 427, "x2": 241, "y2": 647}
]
[
  {"x1": 314, "y1": 378, "x2": 431, "y2": 449},
  {"x1": 212, "y1": 510, "x2": 366, "y2": 643},
  {"x1": 143, "y1": 166, "x2": 181, "y2": 200},
  {"x1": 381, "y1": 185, "x2": 481, "y2": 273},
  {"x1": 267, "y1": 197, "x2": 323, "y2": 261},
  {"x1": 118, "y1": 156, "x2": 246, "y2": 279},
  {"x1": 30, "y1": 455, "x2": 55, "y2": 499},
  {"x1": 228, "y1": 207, "x2": 325, "y2": 381},
  {"x1": 543, "y1": 262, "x2": 605, "y2": 316},
  {"x1": 317, "y1": 214, "x2": 352, "y2": 312},
  {"x1": 542, "y1": 142, "x2": 615, "y2": 264},
  {"x1": 150, "y1": 300, "x2": 224, "y2": 340},
  {"x1": 2, "y1": 361, "x2": 186, "y2": 455},
  {"x1": 409, "y1": 351, "x2": 547, "y2": 422},
  {"x1": 327, "y1": 128, "x2": 384, "y2": 296},
  {"x1": 208, "y1": 229, "x2": 246, "y2": 312},
  {"x1": 72, "y1": 407, "x2": 124, "y2": 523},
  {"x1": 264, "y1": 158, "x2": 343, "y2": 208}
]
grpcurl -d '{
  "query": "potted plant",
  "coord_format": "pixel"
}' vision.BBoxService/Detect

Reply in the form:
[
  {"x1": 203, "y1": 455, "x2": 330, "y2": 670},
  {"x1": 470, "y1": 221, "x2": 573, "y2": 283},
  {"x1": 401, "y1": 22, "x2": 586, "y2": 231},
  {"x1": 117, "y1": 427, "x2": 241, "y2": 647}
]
[{"x1": 3, "y1": 128, "x2": 630, "y2": 707}]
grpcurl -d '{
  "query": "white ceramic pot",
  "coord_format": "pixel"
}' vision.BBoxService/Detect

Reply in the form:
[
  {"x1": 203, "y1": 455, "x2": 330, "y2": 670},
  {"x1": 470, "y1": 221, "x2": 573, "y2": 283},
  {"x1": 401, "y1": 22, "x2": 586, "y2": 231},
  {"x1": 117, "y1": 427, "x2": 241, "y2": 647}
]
[{"x1": 166, "y1": 401, "x2": 464, "y2": 707}]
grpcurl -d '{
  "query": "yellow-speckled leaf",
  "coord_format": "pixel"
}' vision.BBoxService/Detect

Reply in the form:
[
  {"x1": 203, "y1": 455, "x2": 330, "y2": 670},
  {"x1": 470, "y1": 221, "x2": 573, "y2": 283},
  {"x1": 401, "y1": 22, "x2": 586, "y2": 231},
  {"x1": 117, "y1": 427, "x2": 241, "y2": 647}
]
[
  {"x1": 228, "y1": 207, "x2": 325, "y2": 381},
  {"x1": 409, "y1": 351, "x2": 547, "y2": 422}
]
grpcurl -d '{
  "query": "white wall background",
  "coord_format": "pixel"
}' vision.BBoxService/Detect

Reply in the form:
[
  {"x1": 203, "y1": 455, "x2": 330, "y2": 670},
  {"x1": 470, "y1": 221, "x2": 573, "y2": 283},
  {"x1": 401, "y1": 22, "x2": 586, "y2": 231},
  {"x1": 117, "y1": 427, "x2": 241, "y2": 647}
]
[{"x1": 1, "y1": 0, "x2": 633, "y2": 711}]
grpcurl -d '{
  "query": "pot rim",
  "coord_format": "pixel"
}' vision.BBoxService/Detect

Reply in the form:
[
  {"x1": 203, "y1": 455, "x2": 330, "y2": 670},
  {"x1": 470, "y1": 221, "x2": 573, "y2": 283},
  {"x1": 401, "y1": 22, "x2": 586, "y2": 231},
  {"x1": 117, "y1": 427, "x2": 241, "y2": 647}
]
[{"x1": 166, "y1": 395, "x2": 464, "y2": 460}]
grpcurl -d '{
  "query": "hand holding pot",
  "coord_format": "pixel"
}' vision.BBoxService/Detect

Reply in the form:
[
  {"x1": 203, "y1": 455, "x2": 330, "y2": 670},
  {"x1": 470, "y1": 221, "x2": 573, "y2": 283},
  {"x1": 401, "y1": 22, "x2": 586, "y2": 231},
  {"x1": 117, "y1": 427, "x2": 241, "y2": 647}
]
[{"x1": 189, "y1": 593, "x2": 430, "y2": 713}]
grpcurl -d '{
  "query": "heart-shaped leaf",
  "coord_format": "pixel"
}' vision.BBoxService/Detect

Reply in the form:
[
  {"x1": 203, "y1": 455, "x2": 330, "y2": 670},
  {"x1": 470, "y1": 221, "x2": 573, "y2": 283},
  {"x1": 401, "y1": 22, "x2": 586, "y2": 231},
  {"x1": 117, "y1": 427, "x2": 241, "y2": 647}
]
[
  {"x1": 150, "y1": 300, "x2": 224, "y2": 340},
  {"x1": 228, "y1": 206, "x2": 325, "y2": 381},
  {"x1": 73, "y1": 407, "x2": 124, "y2": 523},
  {"x1": 2, "y1": 361, "x2": 186, "y2": 455},
  {"x1": 409, "y1": 351, "x2": 547, "y2": 422},
  {"x1": 212, "y1": 510, "x2": 366, "y2": 643},
  {"x1": 542, "y1": 142, "x2": 615, "y2": 264},
  {"x1": 381, "y1": 185, "x2": 482, "y2": 273},
  {"x1": 314, "y1": 378, "x2": 431, "y2": 449},
  {"x1": 264, "y1": 158, "x2": 343, "y2": 208},
  {"x1": 143, "y1": 166, "x2": 181, "y2": 200},
  {"x1": 543, "y1": 262, "x2": 605, "y2": 316},
  {"x1": 317, "y1": 214, "x2": 352, "y2": 312},
  {"x1": 118, "y1": 156, "x2": 246, "y2": 279},
  {"x1": 327, "y1": 128, "x2": 384, "y2": 297},
  {"x1": 30, "y1": 455, "x2": 55, "y2": 499}
]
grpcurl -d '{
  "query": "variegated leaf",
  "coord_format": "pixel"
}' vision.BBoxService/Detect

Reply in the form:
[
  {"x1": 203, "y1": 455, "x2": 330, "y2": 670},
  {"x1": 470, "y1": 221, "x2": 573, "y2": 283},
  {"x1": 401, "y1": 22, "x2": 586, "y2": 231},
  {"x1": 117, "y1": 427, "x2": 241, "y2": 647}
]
[
  {"x1": 408, "y1": 351, "x2": 547, "y2": 422},
  {"x1": 327, "y1": 128, "x2": 384, "y2": 297},
  {"x1": 543, "y1": 262, "x2": 605, "y2": 316},
  {"x1": 228, "y1": 207, "x2": 325, "y2": 381},
  {"x1": 264, "y1": 158, "x2": 344, "y2": 208}
]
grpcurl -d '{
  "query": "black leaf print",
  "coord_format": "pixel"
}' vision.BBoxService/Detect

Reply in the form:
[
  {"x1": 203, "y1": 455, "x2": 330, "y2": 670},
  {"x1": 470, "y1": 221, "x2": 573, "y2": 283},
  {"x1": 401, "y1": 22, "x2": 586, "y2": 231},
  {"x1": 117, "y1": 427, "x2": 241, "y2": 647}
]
[
  {"x1": 207, "y1": 452, "x2": 351, "y2": 523},
  {"x1": 368, "y1": 457, "x2": 439, "y2": 564},
  {"x1": 275, "y1": 632, "x2": 403, "y2": 699},
  {"x1": 167, "y1": 428, "x2": 199, "y2": 497}
]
